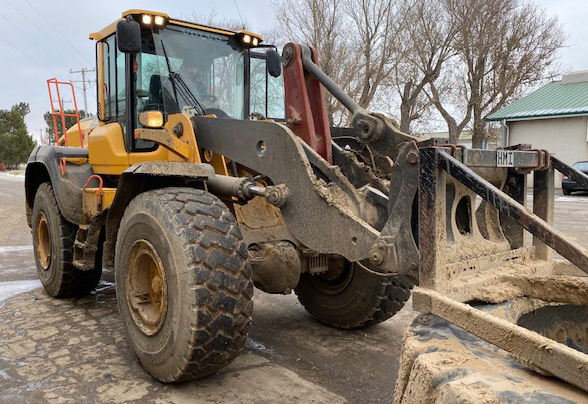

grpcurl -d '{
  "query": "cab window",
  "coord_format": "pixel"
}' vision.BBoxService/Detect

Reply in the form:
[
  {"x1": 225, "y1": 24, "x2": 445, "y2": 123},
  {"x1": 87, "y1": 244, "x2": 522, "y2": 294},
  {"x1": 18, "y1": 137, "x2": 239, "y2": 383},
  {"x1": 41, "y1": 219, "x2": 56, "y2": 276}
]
[
  {"x1": 102, "y1": 35, "x2": 126, "y2": 125},
  {"x1": 249, "y1": 53, "x2": 285, "y2": 120}
]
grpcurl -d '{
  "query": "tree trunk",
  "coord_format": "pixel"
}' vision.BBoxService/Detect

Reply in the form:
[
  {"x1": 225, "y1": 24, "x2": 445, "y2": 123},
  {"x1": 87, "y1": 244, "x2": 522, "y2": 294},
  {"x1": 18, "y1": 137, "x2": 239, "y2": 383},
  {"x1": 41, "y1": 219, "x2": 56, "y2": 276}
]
[
  {"x1": 399, "y1": 98, "x2": 412, "y2": 133},
  {"x1": 448, "y1": 123, "x2": 459, "y2": 144},
  {"x1": 472, "y1": 109, "x2": 486, "y2": 148}
]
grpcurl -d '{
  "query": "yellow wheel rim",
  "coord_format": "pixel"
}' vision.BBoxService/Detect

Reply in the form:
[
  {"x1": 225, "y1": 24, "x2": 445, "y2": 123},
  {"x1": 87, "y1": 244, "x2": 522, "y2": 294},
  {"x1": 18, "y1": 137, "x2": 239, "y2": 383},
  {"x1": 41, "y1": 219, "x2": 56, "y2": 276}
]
[
  {"x1": 126, "y1": 239, "x2": 168, "y2": 336},
  {"x1": 37, "y1": 212, "x2": 51, "y2": 270}
]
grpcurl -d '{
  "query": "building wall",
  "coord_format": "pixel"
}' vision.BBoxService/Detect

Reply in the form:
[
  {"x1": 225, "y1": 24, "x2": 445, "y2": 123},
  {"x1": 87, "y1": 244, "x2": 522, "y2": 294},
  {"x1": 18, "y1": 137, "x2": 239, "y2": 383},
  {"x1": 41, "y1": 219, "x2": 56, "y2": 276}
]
[{"x1": 508, "y1": 116, "x2": 588, "y2": 188}]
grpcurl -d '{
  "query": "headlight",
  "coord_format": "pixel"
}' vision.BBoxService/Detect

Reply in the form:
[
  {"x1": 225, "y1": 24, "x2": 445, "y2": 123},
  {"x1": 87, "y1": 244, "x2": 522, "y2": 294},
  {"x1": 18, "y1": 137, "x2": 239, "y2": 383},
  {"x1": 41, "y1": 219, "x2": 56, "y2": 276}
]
[
  {"x1": 141, "y1": 14, "x2": 152, "y2": 25},
  {"x1": 154, "y1": 15, "x2": 165, "y2": 26},
  {"x1": 237, "y1": 31, "x2": 262, "y2": 47},
  {"x1": 139, "y1": 111, "x2": 164, "y2": 128}
]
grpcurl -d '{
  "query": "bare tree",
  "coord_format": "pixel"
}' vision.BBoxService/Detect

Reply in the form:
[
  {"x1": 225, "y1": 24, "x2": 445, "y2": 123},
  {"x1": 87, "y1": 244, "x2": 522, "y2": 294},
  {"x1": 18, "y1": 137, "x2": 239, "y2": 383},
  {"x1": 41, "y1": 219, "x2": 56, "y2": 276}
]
[
  {"x1": 428, "y1": 0, "x2": 565, "y2": 146},
  {"x1": 273, "y1": 0, "x2": 353, "y2": 125},
  {"x1": 345, "y1": 0, "x2": 398, "y2": 109},
  {"x1": 273, "y1": 0, "x2": 409, "y2": 126},
  {"x1": 391, "y1": 0, "x2": 458, "y2": 133}
]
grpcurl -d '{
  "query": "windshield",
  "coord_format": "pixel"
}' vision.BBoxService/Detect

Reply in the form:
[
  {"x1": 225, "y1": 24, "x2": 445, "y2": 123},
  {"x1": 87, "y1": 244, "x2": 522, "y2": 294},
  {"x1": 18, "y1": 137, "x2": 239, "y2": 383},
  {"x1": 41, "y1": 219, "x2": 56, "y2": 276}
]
[
  {"x1": 137, "y1": 25, "x2": 245, "y2": 119},
  {"x1": 574, "y1": 162, "x2": 588, "y2": 171}
]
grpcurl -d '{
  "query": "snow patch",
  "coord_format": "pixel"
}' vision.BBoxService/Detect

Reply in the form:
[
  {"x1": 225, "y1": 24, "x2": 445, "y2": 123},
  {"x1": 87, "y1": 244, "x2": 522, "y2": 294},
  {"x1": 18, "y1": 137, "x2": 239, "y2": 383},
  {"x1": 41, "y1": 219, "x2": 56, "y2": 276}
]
[
  {"x1": 0, "y1": 173, "x2": 25, "y2": 182},
  {"x1": 0, "y1": 245, "x2": 33, "y2": 254},
  {"x1": 556, "y1": 196, "x2": 588, "y2": 203},
  {"x1": 246, "y1": 338, "x2": 287, "y2": 360},
  {"x1": 0, "y1": 280, "x2": 41, "y2": 302}
]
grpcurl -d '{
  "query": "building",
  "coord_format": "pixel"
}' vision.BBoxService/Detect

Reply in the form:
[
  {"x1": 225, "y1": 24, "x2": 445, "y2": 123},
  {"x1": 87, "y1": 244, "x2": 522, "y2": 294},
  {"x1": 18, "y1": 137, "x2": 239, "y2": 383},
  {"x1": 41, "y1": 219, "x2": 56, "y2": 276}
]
[
  {"x1": 417, "y1": 129, "x2": 501, "y2": 149},
  {"x1": 487, "y1": 71, "x2": 588, "y2": 188}
]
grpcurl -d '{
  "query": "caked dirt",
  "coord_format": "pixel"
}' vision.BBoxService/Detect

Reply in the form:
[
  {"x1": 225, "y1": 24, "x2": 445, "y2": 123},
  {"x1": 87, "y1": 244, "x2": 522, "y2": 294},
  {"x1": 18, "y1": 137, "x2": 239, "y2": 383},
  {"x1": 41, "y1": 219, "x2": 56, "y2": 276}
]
[{"x1": 395, "y1": 314, "x2": 588, "y2": 404}]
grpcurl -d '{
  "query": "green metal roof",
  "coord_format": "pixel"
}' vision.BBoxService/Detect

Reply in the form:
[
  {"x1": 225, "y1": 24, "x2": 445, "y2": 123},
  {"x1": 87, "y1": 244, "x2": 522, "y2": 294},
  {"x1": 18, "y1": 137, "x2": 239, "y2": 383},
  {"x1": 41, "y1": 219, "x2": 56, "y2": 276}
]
[{"x1": 486, "y1": 80, "x2": 588, "y2": 121}]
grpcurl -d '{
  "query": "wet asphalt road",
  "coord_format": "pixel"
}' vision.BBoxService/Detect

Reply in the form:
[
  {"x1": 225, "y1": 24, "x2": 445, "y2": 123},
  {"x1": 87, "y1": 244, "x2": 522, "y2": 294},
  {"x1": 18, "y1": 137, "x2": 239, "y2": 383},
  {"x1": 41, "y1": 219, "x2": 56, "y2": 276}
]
[
  {"x1": 0, "y1": 173, "x2": 414, "y2": 403},
  {"x1": 0, "y1": 172, "x2": 586, "y2": 403}
]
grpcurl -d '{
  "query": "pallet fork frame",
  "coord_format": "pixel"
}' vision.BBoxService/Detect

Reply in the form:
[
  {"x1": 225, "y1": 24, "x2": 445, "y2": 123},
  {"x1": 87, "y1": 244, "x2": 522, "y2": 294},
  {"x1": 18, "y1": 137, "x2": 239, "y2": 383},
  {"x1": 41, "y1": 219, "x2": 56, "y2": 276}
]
[{"x1": 414, "y1": 146, "x2": 588, "y2": 392}]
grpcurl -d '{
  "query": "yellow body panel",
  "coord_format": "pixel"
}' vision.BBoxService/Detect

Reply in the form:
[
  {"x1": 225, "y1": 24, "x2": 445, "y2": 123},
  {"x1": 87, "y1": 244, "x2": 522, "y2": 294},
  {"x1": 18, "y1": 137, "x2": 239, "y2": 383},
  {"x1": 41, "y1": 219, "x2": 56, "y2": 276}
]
[
  {"x1": 82, "y1": 187, "x2": 116, "y2": 217},
  {"x1": 64, "y1": 117, "x2": 99, "y2": 148},
  {"x1": 89, "y1": 113, "x2": 206, "y2": 175},
  {"x1": 89, "y1": 10, "x2": 248, "y2": 41},
  {"x1": 87, "y1": 123, "x2": 129, "y2": 175}
]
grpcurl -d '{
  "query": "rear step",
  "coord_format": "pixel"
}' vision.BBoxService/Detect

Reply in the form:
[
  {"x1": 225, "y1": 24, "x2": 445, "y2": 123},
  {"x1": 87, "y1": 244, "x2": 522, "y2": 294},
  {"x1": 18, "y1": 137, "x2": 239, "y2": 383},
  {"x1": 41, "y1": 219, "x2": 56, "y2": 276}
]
[
  {"x1": 414, "y1": 145, "x2": 588, "y2": 392},
  {"x1": 73, "y1": 216, "x2": 102, "y2": 271}
]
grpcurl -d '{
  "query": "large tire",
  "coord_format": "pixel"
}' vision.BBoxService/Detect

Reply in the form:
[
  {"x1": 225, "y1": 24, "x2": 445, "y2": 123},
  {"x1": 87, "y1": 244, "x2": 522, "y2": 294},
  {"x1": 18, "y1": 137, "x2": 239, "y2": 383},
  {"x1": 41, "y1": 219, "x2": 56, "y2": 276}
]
[
  {"x1": 115, "y1": 187, "x2": 253, "y2": 383},
  {"x1": 563, "y1": 188, "x2": 572, "y2": 196},
  {"x1": 295, "y1": 260, "x2": 412, "y2": 329},
  {"x1": 32, "y1": 182, "x2": 102, "y2": 297}
]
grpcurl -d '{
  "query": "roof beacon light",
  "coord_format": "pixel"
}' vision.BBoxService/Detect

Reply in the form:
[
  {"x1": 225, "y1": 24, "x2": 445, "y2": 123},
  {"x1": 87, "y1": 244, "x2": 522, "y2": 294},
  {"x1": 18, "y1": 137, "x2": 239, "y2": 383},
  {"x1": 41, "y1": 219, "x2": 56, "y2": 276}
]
[
  {"x1": 154, "y1": 15, "x2": 165, "y2": 26},
  {"x1": 142, "y1": 14, "x2": 152, "y2": 25}
]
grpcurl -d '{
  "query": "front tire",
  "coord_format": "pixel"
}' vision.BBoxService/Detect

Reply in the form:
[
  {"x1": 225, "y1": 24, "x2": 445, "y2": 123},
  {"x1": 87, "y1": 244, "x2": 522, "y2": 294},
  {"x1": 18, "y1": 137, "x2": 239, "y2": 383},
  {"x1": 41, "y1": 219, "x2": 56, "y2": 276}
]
[
  {"x1": 295, "y1": 260, "x2": 412, "y2": 329},
  {"x1": 32, "y1": 182, "x2": 101, "y2": 297},
  {"x1": 563, "y1": 188, "x2": 572, "y2": 196},
  {"x1": 115, "y1": 188, "x2": 253, "y2": 383}
]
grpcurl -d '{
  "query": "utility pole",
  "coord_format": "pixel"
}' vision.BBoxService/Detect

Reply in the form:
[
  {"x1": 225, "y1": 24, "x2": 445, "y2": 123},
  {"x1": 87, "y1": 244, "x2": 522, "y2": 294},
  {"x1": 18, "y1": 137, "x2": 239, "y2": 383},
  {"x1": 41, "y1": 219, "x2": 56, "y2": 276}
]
[{"x1": 70, "y1": 68, "x2": 96, "y2": 113}]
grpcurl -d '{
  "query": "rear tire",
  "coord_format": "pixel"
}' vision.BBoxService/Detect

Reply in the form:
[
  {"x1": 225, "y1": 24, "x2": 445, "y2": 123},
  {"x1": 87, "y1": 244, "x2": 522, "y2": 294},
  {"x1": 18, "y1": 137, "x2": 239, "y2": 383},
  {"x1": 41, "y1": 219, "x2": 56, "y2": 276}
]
[
  {"x1": 295, "y1": 260, "x2": 413, "y2": 329},
  {"x1": 32, "y1": 182, "x2": 102, "y2": 297},
  {"x1": 115, "y1": 187, "x2": 253, "y2": 383},
  {"x1": 563, "y1": 188, "x2": 572, "y2": 196}
]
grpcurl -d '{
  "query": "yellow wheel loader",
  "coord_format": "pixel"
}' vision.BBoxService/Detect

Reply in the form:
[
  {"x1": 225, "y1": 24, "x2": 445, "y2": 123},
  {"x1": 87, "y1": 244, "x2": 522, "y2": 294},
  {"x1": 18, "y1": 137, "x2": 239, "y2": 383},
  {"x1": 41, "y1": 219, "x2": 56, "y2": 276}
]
[{"x1": 25, "y1": 10, "x2": 588, "y2": 396}]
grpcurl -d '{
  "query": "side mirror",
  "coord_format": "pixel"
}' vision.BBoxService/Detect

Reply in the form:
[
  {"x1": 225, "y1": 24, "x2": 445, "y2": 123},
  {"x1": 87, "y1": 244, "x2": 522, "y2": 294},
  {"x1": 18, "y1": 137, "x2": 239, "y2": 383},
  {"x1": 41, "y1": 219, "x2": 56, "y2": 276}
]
[
  {"x1": 116, "y1": 19, "x2": 142, "y2": 54},
  {"x1": 267, "y1": 49, "x2": 282, "y2": 78}
]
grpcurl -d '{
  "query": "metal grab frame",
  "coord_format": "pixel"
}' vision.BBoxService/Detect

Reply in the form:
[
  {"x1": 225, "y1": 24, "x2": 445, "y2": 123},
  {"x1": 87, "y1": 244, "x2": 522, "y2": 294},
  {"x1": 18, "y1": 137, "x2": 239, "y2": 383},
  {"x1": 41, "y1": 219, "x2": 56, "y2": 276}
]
[{"x1": 415, "y1": 146, "x2": 588, "y2": 393}]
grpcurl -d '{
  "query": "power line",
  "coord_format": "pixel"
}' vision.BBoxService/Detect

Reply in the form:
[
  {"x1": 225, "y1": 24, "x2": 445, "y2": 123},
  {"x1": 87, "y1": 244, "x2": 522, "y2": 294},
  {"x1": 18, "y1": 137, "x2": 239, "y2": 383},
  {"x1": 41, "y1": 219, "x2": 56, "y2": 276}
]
[
  {"x1": 2, "y1": 0, "x2": 89, "y2": 68},
  {"x1": 21, "y1": 0, "x2": 93, "y2": 65},
  {"x1": 70, "y1": 67, "x2": 96, "y2": 113},
  {"x1": 0, "y1": 34, "x2": 59, "y2": 77},
  {"x1": 0, "y1": 12, "x2": 70, "y2": 73}
]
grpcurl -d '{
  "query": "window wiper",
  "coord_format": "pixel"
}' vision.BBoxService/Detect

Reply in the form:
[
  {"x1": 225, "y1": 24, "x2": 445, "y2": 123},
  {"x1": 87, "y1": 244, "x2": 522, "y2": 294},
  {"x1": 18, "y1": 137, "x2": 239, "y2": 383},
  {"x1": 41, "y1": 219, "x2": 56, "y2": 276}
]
[{"x1": 160, "y1": 40, "x2": 206, "y2": 116}]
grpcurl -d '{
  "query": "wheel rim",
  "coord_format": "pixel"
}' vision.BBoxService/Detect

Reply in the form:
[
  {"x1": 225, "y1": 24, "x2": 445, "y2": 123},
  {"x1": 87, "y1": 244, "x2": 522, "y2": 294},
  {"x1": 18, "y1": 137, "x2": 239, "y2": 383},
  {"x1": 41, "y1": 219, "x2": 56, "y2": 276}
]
[
  {"x1": 37, "y1": 212, "x2": 51, "y2": 270},
  {"x1": 311, "y1": 260, "x2": 354, "y2": 295},
  {"x1": 126, "y1": 239, "x2": 168, "y2": 336}
]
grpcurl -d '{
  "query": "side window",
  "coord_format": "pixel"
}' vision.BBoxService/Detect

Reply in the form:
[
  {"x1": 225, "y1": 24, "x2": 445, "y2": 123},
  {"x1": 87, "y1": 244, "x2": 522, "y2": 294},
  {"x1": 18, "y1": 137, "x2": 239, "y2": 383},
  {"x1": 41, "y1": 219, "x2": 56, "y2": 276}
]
[
  {"x1": 116, "y1": 51, "x2": 126, "y2": 123},
  {"x1": 249, "y1": 54, "x2": 285, "y2": 120},
  {"x1": 249, "y1": 57, "x2": 267, "y2": 116},
  {"x1": 267, "y1": 70, "x2": 285, "y2": 120},
  {"x1": 102, "y1": 36, "x2": 115, "y2": 120},
  {"x1": 102, "y1": 35, "x2": 126, "y2": 125}
]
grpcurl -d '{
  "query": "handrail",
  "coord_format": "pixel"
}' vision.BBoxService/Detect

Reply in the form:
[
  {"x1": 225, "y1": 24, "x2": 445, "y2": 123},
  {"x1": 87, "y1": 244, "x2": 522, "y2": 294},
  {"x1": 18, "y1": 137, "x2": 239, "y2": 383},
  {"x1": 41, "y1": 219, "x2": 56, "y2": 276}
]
[
  {"x1": 47, "y1": 78, "x2": 83, "y2": 147},
  {"x1": 83, "y1": 175, "x2": 103, "y2": 199}
]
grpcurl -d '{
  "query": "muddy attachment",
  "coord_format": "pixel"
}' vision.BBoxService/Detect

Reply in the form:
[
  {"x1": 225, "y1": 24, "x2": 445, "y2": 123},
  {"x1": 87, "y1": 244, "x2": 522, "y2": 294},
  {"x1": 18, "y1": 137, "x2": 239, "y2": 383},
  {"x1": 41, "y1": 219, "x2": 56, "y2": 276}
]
[{"x1": 410, "y1": 144, "x2": 588, "y2": 394}]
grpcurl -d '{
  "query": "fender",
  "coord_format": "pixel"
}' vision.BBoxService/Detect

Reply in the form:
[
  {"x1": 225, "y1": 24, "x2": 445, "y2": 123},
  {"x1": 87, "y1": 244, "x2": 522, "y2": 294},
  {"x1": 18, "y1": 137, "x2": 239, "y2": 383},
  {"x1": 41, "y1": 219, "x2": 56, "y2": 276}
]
[
  {"x1": 101, "y1": 162, "x2": 215, "y2": 269},
  {"x1": 25, "y1": 145, "x2": 94, "y2": 227}
]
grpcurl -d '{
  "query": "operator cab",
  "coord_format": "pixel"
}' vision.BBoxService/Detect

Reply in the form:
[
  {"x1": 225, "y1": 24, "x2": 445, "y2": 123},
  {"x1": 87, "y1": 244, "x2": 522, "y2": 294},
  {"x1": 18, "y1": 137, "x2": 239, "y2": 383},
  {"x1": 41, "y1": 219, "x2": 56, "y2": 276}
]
[{"x1": 90, "y1": 10, "x2": 284, "y2": 153}]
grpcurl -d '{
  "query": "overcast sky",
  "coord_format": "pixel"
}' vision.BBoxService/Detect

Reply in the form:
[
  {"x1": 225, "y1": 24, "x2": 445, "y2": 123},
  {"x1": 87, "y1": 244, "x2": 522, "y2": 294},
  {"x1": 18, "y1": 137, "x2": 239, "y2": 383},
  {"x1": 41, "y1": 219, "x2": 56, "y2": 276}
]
[{"x1": 0, "y1": 0, "x2": 586, "y2": 141}]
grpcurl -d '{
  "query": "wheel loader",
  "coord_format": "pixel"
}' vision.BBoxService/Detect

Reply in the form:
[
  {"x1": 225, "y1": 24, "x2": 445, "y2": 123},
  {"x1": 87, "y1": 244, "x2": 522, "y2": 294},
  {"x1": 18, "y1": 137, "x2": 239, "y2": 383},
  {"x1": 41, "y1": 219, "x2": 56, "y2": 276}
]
[{"x1": 25, "y1": 9, "x2": 588, "y2": 398}]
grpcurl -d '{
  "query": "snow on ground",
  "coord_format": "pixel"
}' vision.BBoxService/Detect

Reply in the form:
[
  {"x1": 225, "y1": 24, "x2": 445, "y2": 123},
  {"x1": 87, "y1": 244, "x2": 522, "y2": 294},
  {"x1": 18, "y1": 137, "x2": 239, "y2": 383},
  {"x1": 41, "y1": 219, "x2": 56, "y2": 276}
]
[
  {"x1": 0, "y1": 245, "x2": 33, "y2": 253},
  {"x1": 0, "y1": 172, "x2": 25, "y2": 181},
  {"x1": 0, "y1": 280, "x2": 41, "y2": 302}
]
